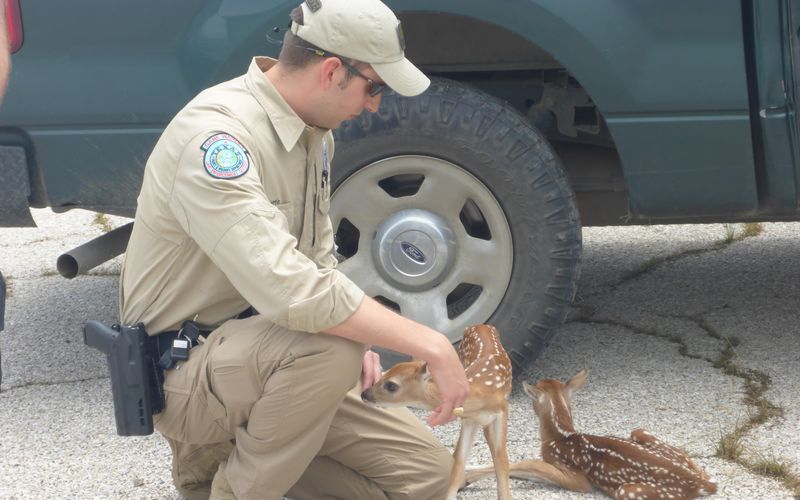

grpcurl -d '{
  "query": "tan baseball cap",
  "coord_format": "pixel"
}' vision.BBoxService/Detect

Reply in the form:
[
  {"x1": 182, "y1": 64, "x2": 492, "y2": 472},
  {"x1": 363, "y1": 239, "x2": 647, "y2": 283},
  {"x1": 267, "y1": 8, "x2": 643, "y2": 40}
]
[{"x1": 290, "y1": 0, "x2": 430, "y2": 96}]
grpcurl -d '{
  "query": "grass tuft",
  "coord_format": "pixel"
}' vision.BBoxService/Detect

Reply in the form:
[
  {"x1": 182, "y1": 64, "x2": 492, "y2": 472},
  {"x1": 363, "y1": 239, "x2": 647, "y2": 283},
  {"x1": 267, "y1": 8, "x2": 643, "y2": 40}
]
[
  {"x1": 716, "y1": 430, "x2": 745, "y2": 462},
  {"x1": 741, "y1": 222, "x2": 764, "y2": 238},
  {"x1": 92, "y1": 213, "x2": 114, "y2": 233},
  {"x1": 723, "y1": 224, "x2": 737, "y2": 243},
  {"x1": 723, "y1": 222, "x2": 764, "y2": 243},
  {"x1": 751, "y1": 454, "x2": 791, "y2": 479}
]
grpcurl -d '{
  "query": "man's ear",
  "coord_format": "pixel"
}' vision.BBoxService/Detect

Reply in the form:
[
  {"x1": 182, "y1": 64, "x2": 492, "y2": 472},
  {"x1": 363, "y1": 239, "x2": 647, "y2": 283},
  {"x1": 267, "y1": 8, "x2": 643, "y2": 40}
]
[{"x1": 318, "y1": 56, "x2": 341, "y2": 91}]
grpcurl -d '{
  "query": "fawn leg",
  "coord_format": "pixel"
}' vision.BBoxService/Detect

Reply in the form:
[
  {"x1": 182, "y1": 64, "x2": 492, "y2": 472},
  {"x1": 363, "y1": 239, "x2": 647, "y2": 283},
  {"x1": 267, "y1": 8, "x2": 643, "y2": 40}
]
[
  {"x1": 630, "y1": 428, "x2": 684, "y2": 455},
  {"x1": 630, "y1": 428, "x2": 717, "y2": 489},
  {"x1": 482, "y1": 408, "x2": 510, "y2": 500},
  {"x1": 630, "y1": 428, "x2": 700, "y2": 472},
  {"x1": 463, "y1": 464, "x2": 495, "y2": 486},
  {"x1": 630, "y1": 428, "x2": 690, "y2": 457},
  {"x1": 505, "y1": 460, "x2": 593, "y2": 493},
  {"x1": 447, "y1": 420, "x2": 480, "y2": 500},
  {"x1": 464, "y1": 459, "x2": 593, "y2": 493}
]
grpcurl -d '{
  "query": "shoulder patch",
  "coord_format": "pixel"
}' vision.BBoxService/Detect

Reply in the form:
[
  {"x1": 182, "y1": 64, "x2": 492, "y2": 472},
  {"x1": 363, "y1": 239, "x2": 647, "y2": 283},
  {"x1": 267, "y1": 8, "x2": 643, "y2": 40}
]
[{"x1": 201, "y1": 133, "x2": 251, "y2": 179}]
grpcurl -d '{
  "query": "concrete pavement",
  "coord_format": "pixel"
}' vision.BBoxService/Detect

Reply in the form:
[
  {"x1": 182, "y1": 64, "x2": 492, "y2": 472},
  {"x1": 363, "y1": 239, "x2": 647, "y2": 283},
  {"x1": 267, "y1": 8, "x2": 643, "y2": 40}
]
[{"x1": 0, "y1": 208, "x2": 797, "y2": 499}]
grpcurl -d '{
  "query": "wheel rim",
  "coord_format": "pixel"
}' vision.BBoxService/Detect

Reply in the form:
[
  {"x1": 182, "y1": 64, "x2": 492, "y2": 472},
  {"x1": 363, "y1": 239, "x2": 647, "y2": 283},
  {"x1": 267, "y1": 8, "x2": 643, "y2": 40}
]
[{"x1": 332, "y1": 155, "x2": 513, "y2": 343}]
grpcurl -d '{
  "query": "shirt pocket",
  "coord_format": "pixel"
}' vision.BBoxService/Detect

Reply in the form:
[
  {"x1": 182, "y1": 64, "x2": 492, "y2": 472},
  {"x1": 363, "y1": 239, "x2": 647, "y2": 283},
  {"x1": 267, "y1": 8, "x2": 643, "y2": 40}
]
[{"x1": 267, "y1": 201, "x2": 296, "y2": 237}]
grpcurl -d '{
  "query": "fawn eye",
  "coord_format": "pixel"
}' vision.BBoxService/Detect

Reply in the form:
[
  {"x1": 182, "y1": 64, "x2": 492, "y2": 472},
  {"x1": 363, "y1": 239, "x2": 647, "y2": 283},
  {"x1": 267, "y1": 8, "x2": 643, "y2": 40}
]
[{"x1": 385, "y1": 381, "x2": 399, "y2": 393}]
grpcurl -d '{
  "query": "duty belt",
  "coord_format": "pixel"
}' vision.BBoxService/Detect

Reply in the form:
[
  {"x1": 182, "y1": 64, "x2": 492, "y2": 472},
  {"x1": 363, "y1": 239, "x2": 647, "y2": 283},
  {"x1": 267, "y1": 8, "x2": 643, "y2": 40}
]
[{"x1": 150, "y1": 320, "x2": 212, "y2": 371}]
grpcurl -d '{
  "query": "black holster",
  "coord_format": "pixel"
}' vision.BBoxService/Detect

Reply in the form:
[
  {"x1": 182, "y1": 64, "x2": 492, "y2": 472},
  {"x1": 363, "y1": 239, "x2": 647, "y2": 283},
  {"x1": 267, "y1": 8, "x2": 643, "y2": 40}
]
[{"x1": 83, "y1": 321, "x2": 165, "y2": 436}]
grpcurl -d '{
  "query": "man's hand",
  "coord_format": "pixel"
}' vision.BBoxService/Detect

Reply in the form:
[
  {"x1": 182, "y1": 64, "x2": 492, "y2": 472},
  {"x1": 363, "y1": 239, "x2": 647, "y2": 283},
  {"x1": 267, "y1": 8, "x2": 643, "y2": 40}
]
[
  {"x1": 360, "y1": 349, "x2": 382, "y2": 390},
  {"x1": 425, "y1": 336, "x2": 469, "y2": 427},
  {"x1": 324, "y1": 297, "x2": 468, "y2": 423}
]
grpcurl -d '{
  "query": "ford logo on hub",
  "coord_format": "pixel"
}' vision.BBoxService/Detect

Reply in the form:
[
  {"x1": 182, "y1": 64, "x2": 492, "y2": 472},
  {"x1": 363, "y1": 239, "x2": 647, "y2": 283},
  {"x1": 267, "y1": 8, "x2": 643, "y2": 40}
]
[{"x1": 401, "y1": 242, "x2": 426, "y2": 264}]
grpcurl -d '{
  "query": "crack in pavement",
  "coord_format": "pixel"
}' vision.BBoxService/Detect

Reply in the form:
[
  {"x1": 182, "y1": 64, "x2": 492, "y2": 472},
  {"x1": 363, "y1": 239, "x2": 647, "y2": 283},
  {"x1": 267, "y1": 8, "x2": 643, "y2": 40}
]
[
  {"x1": 566, "y1": 225, "x2": 799, "y2": 497},
  {"x1": 0, "y1": 374, "x2": 109, "y2": 393}
]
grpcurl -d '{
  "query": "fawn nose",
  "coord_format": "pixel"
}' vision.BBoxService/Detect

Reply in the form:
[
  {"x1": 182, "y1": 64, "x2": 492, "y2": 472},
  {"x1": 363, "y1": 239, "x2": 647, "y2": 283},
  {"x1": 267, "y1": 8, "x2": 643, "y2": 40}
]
[{"x1": 361, "y1": 389, "x2": 373, "y2": 402}]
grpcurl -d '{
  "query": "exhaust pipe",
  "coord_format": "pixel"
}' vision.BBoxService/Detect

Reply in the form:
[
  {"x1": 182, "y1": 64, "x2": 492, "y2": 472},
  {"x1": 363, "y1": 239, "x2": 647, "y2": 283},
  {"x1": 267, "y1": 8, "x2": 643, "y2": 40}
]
[{"x1": 57, "y1": 222, "x2": 134, "y2": 279}]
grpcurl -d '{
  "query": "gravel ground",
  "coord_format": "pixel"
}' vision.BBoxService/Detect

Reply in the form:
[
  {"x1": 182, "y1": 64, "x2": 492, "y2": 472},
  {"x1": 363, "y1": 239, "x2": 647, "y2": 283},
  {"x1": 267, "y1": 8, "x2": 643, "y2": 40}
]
[{"x1": 1, "y1": 209, "x2": 798, "y2": 499}]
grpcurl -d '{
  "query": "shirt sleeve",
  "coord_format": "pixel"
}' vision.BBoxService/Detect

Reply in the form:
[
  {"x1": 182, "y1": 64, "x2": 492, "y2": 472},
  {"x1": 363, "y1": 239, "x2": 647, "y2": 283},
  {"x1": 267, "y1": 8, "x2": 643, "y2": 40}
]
[{"x1": 168, "y1": 129, "x2": 364, "y2": 332}]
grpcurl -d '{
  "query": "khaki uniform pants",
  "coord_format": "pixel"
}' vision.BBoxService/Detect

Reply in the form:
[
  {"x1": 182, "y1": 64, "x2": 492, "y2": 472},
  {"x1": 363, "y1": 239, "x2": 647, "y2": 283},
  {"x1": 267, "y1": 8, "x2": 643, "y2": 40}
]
[{"x1": 154, "y1": 315, "x2": 452, "y2": 499}]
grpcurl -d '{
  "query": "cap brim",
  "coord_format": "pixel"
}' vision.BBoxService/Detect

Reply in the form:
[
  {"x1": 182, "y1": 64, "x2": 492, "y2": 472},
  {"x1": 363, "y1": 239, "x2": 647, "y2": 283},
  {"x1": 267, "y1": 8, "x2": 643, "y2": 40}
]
[{"x1": 371, "y1": 57, "x2": 430, "y2": 97}]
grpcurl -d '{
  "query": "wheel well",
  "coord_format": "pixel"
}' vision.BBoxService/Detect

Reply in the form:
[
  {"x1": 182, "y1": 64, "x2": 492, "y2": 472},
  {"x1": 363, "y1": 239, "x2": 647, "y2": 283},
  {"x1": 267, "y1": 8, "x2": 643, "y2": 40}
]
[
  {"x1": 399, "y1": 11, "x2": 630, "y2": 226},
  {"x1": 399, "y1": 12, "x2": 562, "y2": 72}
]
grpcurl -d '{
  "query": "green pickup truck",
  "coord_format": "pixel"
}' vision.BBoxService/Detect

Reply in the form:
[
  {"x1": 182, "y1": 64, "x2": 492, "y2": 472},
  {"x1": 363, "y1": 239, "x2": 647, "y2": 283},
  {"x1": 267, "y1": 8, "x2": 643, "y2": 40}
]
[{"x1": 1, "y1": 1, "x2": 797, "y2": 370}]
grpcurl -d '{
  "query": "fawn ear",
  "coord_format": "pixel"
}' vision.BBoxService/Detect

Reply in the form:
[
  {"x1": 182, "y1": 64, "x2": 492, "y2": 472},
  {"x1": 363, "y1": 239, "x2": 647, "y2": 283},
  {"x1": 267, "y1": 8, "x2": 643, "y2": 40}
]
[
  {"x1": 566, "y1": 368, "x2": 588, "y2": 395},
  {"x1": 418, "y1": 362, "x2": 432, "y2": 382},
  {"x1": 522, "y1": 381, "x2": 539, "y2": 400}
]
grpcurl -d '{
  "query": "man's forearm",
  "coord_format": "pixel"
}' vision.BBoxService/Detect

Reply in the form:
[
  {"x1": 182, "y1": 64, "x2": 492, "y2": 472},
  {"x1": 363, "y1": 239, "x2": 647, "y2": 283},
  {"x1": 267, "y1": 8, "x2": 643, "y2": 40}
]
[{"x1": 324, "y1": 295, "x2": 452, "y2": 363}]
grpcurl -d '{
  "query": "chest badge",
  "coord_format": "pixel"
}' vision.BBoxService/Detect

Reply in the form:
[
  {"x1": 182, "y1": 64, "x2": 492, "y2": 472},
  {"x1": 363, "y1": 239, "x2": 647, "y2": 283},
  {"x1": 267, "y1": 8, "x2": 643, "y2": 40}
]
[{"x1": 201, "y1": 133, "x2": 251, "y2": 179}]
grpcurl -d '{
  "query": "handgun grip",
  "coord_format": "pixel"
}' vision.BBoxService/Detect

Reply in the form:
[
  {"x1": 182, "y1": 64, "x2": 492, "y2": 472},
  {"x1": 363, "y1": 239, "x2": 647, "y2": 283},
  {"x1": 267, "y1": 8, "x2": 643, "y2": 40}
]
[{"x1": 83, "y1": 320, "x2": 119, "y2": 353}]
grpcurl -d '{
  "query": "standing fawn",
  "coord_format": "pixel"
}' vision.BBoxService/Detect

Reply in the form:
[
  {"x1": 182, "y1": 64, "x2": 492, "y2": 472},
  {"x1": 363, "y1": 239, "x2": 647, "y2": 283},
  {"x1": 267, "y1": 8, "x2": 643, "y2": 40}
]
[
  {"x1": 466, "y1": 368, "x2": 717, "y2": 499},
  {"x1": 361, "y1": 324, "x2": 513, "y2": 500}
]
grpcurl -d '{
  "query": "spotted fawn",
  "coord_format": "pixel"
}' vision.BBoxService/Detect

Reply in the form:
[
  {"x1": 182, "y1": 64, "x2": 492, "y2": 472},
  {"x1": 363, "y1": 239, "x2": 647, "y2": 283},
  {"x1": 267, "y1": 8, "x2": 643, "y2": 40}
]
[
  {"x1": 361, "y1": 324, "x2": 513, "y2": 500},
  {"x1": 467, "y1": 369, "x2": 717, "y2": 499}
]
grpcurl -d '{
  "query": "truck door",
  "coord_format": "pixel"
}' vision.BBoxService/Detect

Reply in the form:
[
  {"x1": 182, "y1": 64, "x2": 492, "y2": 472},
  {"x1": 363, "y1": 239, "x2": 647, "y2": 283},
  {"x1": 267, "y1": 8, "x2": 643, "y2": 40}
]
[{"x1": 749, "y1": 0, "x2": 800, "y2": 211}]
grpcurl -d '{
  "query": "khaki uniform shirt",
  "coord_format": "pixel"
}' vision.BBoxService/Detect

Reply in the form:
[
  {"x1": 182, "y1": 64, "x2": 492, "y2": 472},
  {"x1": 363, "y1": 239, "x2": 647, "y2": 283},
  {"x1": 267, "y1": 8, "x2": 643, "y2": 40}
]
[{"x1": 120, "y1": 57, "x2": 364, "y2": 334}]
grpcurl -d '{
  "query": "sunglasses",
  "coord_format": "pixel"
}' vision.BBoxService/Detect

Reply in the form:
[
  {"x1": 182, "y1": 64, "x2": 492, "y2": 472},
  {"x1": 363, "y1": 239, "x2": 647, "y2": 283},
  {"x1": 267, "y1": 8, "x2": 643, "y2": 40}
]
[{"x1": 298, "y1": 46, "x2": 386, "y2": 97}]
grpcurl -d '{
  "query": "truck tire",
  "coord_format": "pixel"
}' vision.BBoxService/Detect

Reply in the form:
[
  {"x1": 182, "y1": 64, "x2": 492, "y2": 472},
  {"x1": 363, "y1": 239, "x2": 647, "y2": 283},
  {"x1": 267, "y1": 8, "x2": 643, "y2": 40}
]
[{"x1": 331, "y1": 78, "x2": 582, "y2": 372}]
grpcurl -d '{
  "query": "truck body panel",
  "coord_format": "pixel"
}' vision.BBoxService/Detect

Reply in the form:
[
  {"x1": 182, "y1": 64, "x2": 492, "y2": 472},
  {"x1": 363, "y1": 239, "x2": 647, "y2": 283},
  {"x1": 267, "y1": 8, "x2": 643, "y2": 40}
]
[{"x1": 0, "y1": 0, "x2": 797, "y2": 222}]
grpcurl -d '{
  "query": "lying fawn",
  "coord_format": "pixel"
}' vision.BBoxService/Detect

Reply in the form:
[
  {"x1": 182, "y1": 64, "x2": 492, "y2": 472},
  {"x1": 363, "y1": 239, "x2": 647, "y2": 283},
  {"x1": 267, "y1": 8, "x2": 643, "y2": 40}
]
[
  {"x1": 361, "y1": 324, "x2": 513, "y2": 500},
  {"x1": 467, "y1": 368, "x2": 717, "y2": 499}
]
